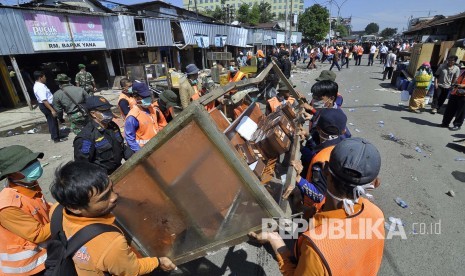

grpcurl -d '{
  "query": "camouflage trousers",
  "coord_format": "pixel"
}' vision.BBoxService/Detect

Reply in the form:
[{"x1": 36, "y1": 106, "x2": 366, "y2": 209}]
[{"x1": 69, "y1": 112, "x2": 88, "y2": 135}]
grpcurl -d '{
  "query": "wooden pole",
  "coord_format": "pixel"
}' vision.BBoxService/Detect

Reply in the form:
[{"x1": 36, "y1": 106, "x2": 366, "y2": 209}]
[{"x1": 10, "y1": 56, "x2": 32, "y2": 110}]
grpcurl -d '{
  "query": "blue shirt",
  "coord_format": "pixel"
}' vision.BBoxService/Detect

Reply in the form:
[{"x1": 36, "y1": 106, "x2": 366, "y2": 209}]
[
  {"x1": 297, "y1": 177, "x2": 325, "y2": 203},
  {"x1": 124, "y1": 116, "x2": 140, "y2": 152}
]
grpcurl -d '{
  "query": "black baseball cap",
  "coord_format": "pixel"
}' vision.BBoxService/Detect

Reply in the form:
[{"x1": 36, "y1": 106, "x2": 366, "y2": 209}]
[
  {"x1": 85, "y1": 96, "x2": 112, "y2": 111},
  {"x1": 317, "y1": 108, "x2": 347, "y2": 136},
  {"x1": 329, "y1": 138, "x2": 381, "y2": 185}
]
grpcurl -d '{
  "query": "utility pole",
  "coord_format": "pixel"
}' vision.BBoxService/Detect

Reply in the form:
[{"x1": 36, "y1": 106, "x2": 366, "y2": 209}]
[
  {"x1": 328, "y1": 0, "x2": 332, "y2": 44},
  {"x1": 288, "y1": 0, "x2": 293, "y2": 50},
  {"x1": 284, "y1": 0, "x2": 288, "y2": 49}
]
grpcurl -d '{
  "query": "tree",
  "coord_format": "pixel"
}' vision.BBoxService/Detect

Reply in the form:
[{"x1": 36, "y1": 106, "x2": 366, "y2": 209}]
[
  {"x1": 334, "y1": 24, "x2": 349, "y2": 37},
  {"x1": 379, "y1": 27, "x2": 398, "y2": 38},
  {"x1": 202, "y1": 6, "x2": 226, "y2": 22},
  {"x1": 365, "y1": 22, "x2": 379, "y2": 34},
  {"x1": 236, "y1": 3, "x2": 250, "y2": 24},
  {"x1": 258, "y1": 2, "x2": 274, "y2": 23},
  {"x1": 248, "y1": 3, "x2": 261, "y2": 25},
  {"x1": 298, "y1": 4, "x2": 329, "y2": 41}
]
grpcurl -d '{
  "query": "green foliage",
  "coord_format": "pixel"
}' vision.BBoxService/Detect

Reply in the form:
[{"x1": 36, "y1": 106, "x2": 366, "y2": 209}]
[
  {"x1": 258, "y1": 2, "x2": 275, "y2": 23},
  {"x1": 298, "y1": 4, "x2": 329, "y2": 41},
  {"x1": 249, "y1": 3, "x2": 261, "y2": 25},
  {"x1": 365, "y1": 22, "x2": 379, "y2": 34},
  {"x1": 236, "y1": 2, "x2": 274, "y2": 25},
  {"x1": 236, "y1": 3, "x2": 250, "y2": 24},
  {"x1": 277, "y1": 13, "x2": 286, "y2": 20},
  {"x1": 334, "y1": 24, "x2": 348, "y2": 37},
  {"x1": 379, "y1": 27, "x2": 398, "y2": 38}
]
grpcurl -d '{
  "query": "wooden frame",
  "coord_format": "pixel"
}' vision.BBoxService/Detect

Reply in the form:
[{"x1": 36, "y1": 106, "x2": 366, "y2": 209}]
[{"x1": 111, "y1": 101, "x2": 285, "y2": 264}]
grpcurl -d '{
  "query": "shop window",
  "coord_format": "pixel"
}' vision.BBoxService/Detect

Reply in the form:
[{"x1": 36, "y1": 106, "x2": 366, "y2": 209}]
[{"x1": 134, "y1": 18, "x2": 146, "y2": 46}]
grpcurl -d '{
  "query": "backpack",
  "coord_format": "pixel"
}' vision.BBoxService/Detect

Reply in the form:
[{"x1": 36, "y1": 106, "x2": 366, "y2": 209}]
[{"x1": 44, "y1": 205, "x2": 119, "y2": 276}]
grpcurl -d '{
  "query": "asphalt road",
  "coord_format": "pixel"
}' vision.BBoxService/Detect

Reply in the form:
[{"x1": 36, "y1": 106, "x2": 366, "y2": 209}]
[{"x1": 1, "y1": 56, "x2": 463, "y2": 275}]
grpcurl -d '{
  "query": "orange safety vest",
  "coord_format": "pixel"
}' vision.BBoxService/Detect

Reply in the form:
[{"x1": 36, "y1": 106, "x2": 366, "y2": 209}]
[
  {"x1": 118, "y1": 93, "x2": 137, "y2": 119},
  {"x1": 451, "y1": 72, "x2": 465, "y2": 96},
  {"x1": 0, "y1": 188, "x2": 50, "y2": 275},
  {"x1": 267, "y1": 97, "x2": 295, "y2": 113},
  {"x1": 126, "y1": 105, "x2": 164, "y2": 147},
  {"x1": 295, "y1": 199, "x2": 385, "y2": 276},
  {"x1": 190, "y1": 85, "x2": 216, "y2": 111},
  {"x1": 153, "y1": 101, "x2": 175, "y2": 121},
  {"x1": 357, "y1": 47, "x2": 364, "y2": 55},
  {"x1": 303, "y1": 145, "x2": 335, "y2": 210},
  {"x1": 231, "y1": 71, "x2": 246, "y2": 82}
]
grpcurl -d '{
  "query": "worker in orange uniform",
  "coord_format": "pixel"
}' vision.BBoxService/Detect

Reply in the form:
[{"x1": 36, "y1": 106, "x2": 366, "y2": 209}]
[
  {"x1": 124, "y1": 82, "x2": 167, "y2": 152},
  {"x1": 291, "y1": 108, "x2": 347, "y2": 218},
  {"x1": 49, "y1": 161, "x2": 177, "y2": 275},
  {"x1": 249, "y1": 138, "x2": 385, "y2": 276},
  {"x1": 266, "y1": 82, "x2": 297, "y2": 114},
  {"x1": 179, "y1": 64, "x2": 201, "y2": 109},
  {"x1": 0, "y1": 145, "x2": 51, "y2": 275},
  {"x1": 117, "y1": 78, "x2": 137, "y2": 119}
]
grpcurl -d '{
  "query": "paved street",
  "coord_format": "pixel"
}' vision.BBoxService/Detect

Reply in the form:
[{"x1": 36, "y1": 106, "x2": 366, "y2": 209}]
[{"x1": 1, "y1": 56, "x2": 464, "y2": 275}]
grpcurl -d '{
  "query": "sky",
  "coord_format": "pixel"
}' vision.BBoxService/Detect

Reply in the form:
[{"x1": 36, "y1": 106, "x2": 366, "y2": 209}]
[{"x1": 3, "y1": 0, "x2": 464, "y2": 32}]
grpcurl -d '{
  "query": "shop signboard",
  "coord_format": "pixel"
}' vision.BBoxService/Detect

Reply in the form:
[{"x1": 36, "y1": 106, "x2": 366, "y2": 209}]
[
  {"x1": 194, "y1": 34, "x2": 210, "y2": 48},
  {"x1": 23, "y1": 12, "x2": 106, "y2": 51},
  {"x1": 214, "y1": 35, "x2": 227, "y2": 47}
]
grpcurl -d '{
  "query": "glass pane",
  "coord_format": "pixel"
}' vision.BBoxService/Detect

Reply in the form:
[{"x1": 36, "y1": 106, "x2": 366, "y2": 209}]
[{"x1": 113, "y1": 120, "x2": 270, "y2": 263}]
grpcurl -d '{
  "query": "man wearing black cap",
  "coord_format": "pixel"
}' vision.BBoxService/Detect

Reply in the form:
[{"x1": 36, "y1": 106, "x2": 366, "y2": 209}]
[
  {"x1": 292, "y1": 108, "x2": 347, "y2": 217},
  {"x1": 249, "y1": 138, "x2": 385, "y2": 275},
  {"x1": 53, "y1": 73, "x2": 89, "y2": 134},
  {"x1": 74, "y1": 96, "x2": 133, "y2": 174},
  {"x1": 179, "y1": 64, "x2": 201, "y2": 109},
  {"x1": 0, "y1": 145, "x2": 51, "y2": 275},
  {"x1": 124, "y1": 82, "x2": 167, "y2": 152}
]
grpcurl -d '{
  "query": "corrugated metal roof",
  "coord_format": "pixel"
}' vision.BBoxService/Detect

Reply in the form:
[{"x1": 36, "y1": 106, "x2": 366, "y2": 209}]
[
  {"x1": 179, "y1": 21, "x2": 249, "y2": 47},
  {"x1": 0, "y1": 8, "x2": 35, "y2": 55},
  {"x1": 180, "y1": 21, "x2": 229, "y2": 46},
  {"x1": 143, "y1": 18, "x2": 173, "y2": 47},
  {"x1": 101, "y1": 15, "x2": 138, "y2": 49},
  {"x1": 227, "y1": 26, "x2": 248, "y2": 47}
]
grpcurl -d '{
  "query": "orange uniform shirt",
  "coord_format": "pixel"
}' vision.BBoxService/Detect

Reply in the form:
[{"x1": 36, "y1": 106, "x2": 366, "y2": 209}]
[{"x1": 50, "y1": 204, "x2": 160, "y2": 276}]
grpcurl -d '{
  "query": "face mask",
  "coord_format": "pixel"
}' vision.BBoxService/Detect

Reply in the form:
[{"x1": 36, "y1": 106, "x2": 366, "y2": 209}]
[
  {"x1": 190, "y1": 79, "x2": 198, "y2": 85},
  {"x1": 100, "y1": 110, "x2": 114, "y2": 124},
  {"x1": 140, "y1": 97, "x2": 152, "y2": 108},
  {"x1": 312, "y1": 99, "x2": 328, "y2": 109},
  {"x1": 127, "y1": 87, "x2": 133, "y2": 94},
  {"x1": 19, "y1": 161, "x2": 43, "y2": 183}
]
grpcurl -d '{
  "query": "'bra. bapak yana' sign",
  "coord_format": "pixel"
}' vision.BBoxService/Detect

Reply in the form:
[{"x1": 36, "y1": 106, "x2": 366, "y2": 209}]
[{"x1": 23, "y1": 12, "x2": 106, "y2": 51}]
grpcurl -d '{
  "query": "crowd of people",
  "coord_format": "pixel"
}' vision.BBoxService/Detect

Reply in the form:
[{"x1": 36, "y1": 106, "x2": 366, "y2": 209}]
[{"x1": 6, "y1": 38, "x2": 462, "y2": 275}]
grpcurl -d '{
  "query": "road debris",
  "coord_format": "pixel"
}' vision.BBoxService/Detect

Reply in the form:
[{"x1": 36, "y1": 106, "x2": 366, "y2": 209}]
[
  {"x1": 394, "y1": 197, "x2": 408, "y2": 208},
  {"x1": 446, "y1": 190, "x2": 455, "y2": 197}
]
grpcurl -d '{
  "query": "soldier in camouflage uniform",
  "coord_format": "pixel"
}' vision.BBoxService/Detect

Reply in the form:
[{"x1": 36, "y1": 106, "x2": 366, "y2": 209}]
[
  {"x1": 53, "y1": 74, "x2": 89, "y2": 134},
  {"x1": 75, "y1": 64, "x2": 97, "y2": 96}
]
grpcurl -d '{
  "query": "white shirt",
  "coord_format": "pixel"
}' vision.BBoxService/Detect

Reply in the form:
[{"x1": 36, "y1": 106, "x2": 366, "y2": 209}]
[
  {"x1": 33, "y1": 82, "x2": 53, "y2": 103},
  {"x1": 370, "y1": 45, "x2": 376, "y2": 54},
  {"x1": 385, "y1": 53, "x2": 396, "y2": 67},
  {"x1": 380, "y1": 46, "x2": 388, "y2": 53}
]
